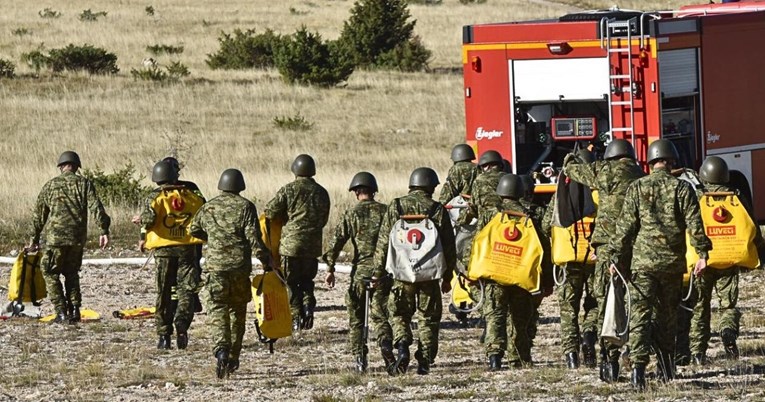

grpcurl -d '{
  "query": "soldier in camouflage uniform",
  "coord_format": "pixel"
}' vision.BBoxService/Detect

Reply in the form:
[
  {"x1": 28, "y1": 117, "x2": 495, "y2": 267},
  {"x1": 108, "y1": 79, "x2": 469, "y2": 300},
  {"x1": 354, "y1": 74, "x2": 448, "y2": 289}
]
[
  {"x1": 438, "y1": 144, "x2": 480, "y2": 205},
  {"x1": 265, "y1": 154, "x2": 330, "y2": 331},
  {"x1": 468, "y1": 150, "x2": 505, "y2": 219},
  {"x1": 137, "y1": 161, "x2": 203, "y2": 350},
  {"x1": 29, "y1": 151, "x2": 111, "y2": 324},
  {"x1": 604, "y1": 139, "x2": 712, "y2": 389},
  {"x1": 323, "y1": 172, "x2": 392, "y2": 373},
  {"x1": 563, "y1": 139, "x2": 644, "y2": 381},
  {"x1": 373, "y1": 167, "x2": 456, "y2": 376},
  {"x1": 190, "y1": 169, "x2": 273, "y2": 379}
]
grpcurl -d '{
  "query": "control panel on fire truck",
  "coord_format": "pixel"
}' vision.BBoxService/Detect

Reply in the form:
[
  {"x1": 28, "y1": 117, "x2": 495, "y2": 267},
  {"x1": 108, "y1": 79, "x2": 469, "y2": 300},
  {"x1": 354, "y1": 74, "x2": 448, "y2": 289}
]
[{"x1": 550, "y1": 116, "x2": 597, "y2": 140}]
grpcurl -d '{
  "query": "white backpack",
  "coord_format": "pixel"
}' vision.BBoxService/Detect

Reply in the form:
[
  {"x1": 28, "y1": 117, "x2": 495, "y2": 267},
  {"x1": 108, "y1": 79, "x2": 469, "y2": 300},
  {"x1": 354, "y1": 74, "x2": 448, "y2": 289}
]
[{"x1": 385, "y1": 200, "x2": 447, "y2": 283}]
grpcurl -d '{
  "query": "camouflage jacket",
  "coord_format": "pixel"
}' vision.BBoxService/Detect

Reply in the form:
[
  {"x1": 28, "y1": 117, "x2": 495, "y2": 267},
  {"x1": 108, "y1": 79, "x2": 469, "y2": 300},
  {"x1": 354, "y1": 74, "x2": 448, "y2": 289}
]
[
  {"x1": 464, "y1": 166, "x2": 504, "y2": 223},
  {"x1": 190, "y1": 191, "x2": 271, "y2": 273},
  {"x1": 564, "y1": 156, "x2": 644, "y2": 246},
  {"x1": 373, "y1": 189, "x2": 457, "y2": 280},
  {"x1": 323, "y1": 199, "x2": 387, "y2": 279},
  {"x1": 139, "y1": 183, "x2": 204, "y2": 258},
  {"x1": 265, "y1": 177, "x2": 330, "y2": 258},
  {"x1": 604, "y1": 167, "x2": 712, "y2": 274},
  {"x1": 30, "y1": 171, "x2": 111, "y2": 247},
  {"x1": 438, "y1": 161, "x2": 480, "y2": 204}
]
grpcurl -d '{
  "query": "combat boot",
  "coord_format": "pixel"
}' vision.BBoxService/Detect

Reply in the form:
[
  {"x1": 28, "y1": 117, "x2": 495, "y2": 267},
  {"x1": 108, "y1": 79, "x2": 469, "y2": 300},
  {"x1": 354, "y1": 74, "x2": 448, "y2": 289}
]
[
  {"x1": 157, "y1": 335, "x2": 172, "y2": 350},
  {"x1": 355, "y1": 355, "x2": 368, "y2": 374},
  {"x1": 581, "y1": 331, "x2": 597, "y2": 368},
  {"x1": 177, "y1": 333, "x2": 189, "y2": 350},
  {"x1": 69, "y1": 306, "x2": 81, "y2": 324},
  {"x1": 389, "y1": 343, "x2": 410, "y2": 376},
  {"x1": 52, "y1": 310, "x2": 68, "y2": 324},
  {"x1": 631, "y1": 364, "x2": 646, "y2": 390},
  {"x1": 292, "y1": 317, "x2": 301, "y2": 332},
  {"x1": 415, "y1": 349, "x2": 429, "y2": 375},
  {"x1": 302, "y1": 308, "x2": 314, "y2": 330},
  {"x1": 227, "y1": 359, "x2": 239, "y2": 375},
  {"x1": 215, "y1": 350, "x2": 229, "y2": 379},
  {"x1": 488, "y1": 355, "x2": 502, "y2": 371},
  {"x1": 380, "y1": 339, "x2": 396, "y2": 370},
  {"x1": 721, "y1": 328, "x2": 739, "y2": 359},
  {"x1": 566, "y1": 352, "x2": 580, "y2": 369},
  {"x1": 66, "y1": 301, "x2": 74, "y2": 321}
]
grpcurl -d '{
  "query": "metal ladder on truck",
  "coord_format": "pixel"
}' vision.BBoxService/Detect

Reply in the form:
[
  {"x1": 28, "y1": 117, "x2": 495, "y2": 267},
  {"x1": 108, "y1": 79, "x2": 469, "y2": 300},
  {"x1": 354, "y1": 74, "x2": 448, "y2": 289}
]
[{"x1": 601, "y1": 17, "x2": 638, "y2": 145}]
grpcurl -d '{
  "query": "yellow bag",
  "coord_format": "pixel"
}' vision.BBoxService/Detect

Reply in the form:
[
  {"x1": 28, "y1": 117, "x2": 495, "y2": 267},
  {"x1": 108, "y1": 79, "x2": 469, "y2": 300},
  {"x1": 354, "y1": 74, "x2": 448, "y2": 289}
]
[
  {"x1": 686, "y1": 192, "x2": 760, "y2": 274},
  {"x1": 8, "y1": 251, "x2": 46, "y2": 303},
  {"x1": 259, "y1": 214, "x2": 282, "y2": 266},
  {"x1": 451, "y1": 275, "x2": 475, "y2": 307},
  {"x1": 467, "y1": 211, "x2": 543, "y2": 293},
  {"x1": 112, "y1": 306, "x2": 156, "y2": 319},
  {"x1": 251, "y1": 270, "x2": 292, "y2": 345},
  {"x1": 145, "y1": 187, "x2": 205, "y2": 249},
  {"x1": 551, "y1": 217, "x2": 596, "y2": 265},
  {"x1": 40, "y1": 309, "x2": 100, "y2": 323}
]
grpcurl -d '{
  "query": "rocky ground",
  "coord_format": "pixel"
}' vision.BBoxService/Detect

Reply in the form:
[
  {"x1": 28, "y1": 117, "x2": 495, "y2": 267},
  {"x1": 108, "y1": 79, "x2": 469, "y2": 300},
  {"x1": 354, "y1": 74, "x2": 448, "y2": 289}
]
[{"x1": 1, "y1": 250, "x2": 764, "y2": 401}]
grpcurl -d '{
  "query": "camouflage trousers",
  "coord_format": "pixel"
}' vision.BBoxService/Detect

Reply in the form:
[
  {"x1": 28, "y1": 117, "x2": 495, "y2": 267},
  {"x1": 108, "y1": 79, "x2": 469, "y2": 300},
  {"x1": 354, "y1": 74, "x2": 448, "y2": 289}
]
[
  {"x1": 484, "y1": 281, "x2": 535, "y2": 363},
  {"x1": 557, "y1": 263, "x2": 598, "y2": 354},
  {"x1": 690, "y1": 267, "x2": 741, "y2": 355},
  {"x1": 283, "y1": 256, "x2": 318, "y2": 319},
  {"x1": 676, "y1": 282, "x2": 697, "y2": 361},
  {"x1": 204, "y1": 270, "x2": 252, "y2": 361},
  {"x1": 389, "y1": 280, "x2": 442, "y2": 362},
  {"x1": 593, "y1": 248, "x2": 623, "y2": 361},
  {"x1": 628, "y1": 270, "x2": 683, "y2": 366},
  {"x1": 154, "y1": 250, "x2": 199, "y2": 336},
  {"x1": 346, "y1": 275, "x2": 393, "y2": 358},
  {"x1": 41, "y1": 245, "x2": 84, "y2": 314}
]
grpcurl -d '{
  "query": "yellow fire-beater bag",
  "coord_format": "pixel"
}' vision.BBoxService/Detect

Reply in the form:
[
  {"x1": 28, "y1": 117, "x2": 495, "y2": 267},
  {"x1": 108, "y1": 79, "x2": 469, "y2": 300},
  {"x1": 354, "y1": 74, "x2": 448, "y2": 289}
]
[
  {"x1": 551, "y1": 217, "x2": 596, "y2": 265},
  {"x1": 259, "y1": 214, "x2": 282, "y2": 266},
  {"x1": 251, "y1": 270, "x2": 292, "y2": 345},
  {"x1": 8, "y1": 251, "x2": 46, "y2": 303},
  {"x1": 467, "y1": 211, "x2": 543, "y2": 293},
  {"x1": 685, "y1": 192, "x2": 760, "y2": 278},
  {"x1": 451, "y1": 275, "x2": 475, "y2": 307},
  {"x1": 145, "y1": 187, "x2": 205, "y2": 249}
]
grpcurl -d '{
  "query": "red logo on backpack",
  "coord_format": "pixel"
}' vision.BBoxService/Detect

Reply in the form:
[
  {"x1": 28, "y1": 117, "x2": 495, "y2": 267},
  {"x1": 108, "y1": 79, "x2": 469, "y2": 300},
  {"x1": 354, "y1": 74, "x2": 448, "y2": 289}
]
[
  {"x1": 503, "y1": 227, "x2": 521, "y2": 242},
  {"x1": 407, "y1": 229, "x2": 424, "y2": 245}
]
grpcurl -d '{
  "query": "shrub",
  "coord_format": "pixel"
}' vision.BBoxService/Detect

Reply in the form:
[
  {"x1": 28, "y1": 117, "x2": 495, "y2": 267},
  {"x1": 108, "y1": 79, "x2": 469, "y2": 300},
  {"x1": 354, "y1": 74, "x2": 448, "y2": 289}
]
[
  {"x1": 81, "y1": 163, "x2": 152, "y2": 208},
  {"x1": 206, "y1": 28, "x2": 283, "y2": 70},
  {"x1": 0, "y1": 59, "x2": 15, "y2": 79},
  {"x1": 375, "y1": 35, "x2": 430, "y2": 72},
  {"x1": 274, "y1": 28, "x2": 354, "y2": 87},
  {"x1": 23, "y1": 44, "x2": 119, "y2": 75},
  {"x1": 130, "y1": 61, "x2": 189, "y2": 82},
  {"x1": 459, "y1": 0, "x2": 487, "y2": 3},
  {"x1": 145, "y1": 6, "x2": 155, "y2": 16},
  {"x1": 408, "y1": 0, "x2": 443, "y2": 4},
  {"x1": 273, "y1": 112, "x2": 314, "y2": 131},
  {"x1": 20, "y1": 49, "x2": 47, "y2": 72},
  {"x1": 146, "y1": 44, "x2": 184, "y2": 56},
  {"x1": 79, "y1": 9, "x2": 108, "y2": 22},
  {"x1": 38, "y1": 8, "x2": 62, "y2": 19},
  {"x1": 12, "y1": 28, "x2": 31, "y2": 37}
]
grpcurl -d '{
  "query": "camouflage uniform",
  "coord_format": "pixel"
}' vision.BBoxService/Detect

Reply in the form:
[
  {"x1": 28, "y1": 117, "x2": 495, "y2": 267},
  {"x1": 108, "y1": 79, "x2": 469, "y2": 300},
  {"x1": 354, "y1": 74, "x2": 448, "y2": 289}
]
[
  {"x1": 30, "y1": 171, "x2": 110, "y2": 315},
  {"x1": 467, "y1": 166, "x2": 504, "y2": 220},
  {"x1": 323, "y1": 200, "x2": 391, "y2": 359},
  {"x1": 265, "y1": 177, "x2": 330, "y2": 322},
  {"x1": 438, "y1": 161, "x2": 480, "y2": 205},
  {"x1": 557, "y1": 262, "x2": 598, "y2": 355},
  {"x1": 373, "y1": 189, "x2": 456, "y2": 363},
  {"x1": 522, "y1": 199, "x2": 553, "y2": 348},
  {"x1": 604, "y1": 167, "x2": 711, "y2": 368},
  {"x1": 190, "y1": 192, "x2": 271, "y2": 363},
  {"x1": 140, "y1": 185, "x2": 203, "y2": 337}
]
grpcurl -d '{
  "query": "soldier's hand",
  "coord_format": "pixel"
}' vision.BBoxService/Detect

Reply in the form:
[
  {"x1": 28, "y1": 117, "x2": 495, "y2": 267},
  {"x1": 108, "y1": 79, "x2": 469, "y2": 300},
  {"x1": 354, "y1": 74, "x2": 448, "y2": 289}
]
[
  {"x1": 131, "y1": 215, "x2": 141, "y2": 225},
  {"x1": 440, "y1": 279, "x2": 452, "y2": 294},
  {"x1": 609, "y1": 263, "x2": 617, "y2": 275},
  {"x1": 325, "y1": 272, "x2": 335, "y2": 289},
  {"x1": 138, "y1": 240, "x2": 146, "y2": 253},
  {"x1": 693, "y1": 258, "x2": 707, "y2": 277},
  {"x1": 99, "y1": 235, "x2": 110, "y2": 249}
]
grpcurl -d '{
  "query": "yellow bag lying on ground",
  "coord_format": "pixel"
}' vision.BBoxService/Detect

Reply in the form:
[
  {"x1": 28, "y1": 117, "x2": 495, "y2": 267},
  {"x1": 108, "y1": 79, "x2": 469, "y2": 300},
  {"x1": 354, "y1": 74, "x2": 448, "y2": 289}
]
[
  {"x1": 685, "y1": 192, "x2": 760, "y2": 278},
  {"x1": 467, "y1": 211, "x2": 543, "y2": 293},
  {"x1": 145, "y1": 187, "x2": 205, "y2": 249},
  {"x1": 251, "y1": 270, "x2": 292, "y2": 348},
  {"x1": 40, "y1": 309, "x2": 100, "y2": 323},
  {"x1": 260, "y1": 214, "x2": 282, "y2": 266},
  {"x1": 8, "y1": 251, "x2": 46, "y2": 303},
  {"x1": 551, "y1": 217, "x2": 596, "y2": 265},
  {"x1": 112, "y1": 307, "x2": 156, "y2": 319}
]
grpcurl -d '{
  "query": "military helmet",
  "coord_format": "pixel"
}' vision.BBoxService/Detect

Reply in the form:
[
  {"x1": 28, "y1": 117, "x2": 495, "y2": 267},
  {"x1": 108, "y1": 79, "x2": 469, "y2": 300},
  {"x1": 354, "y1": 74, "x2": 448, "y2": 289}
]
[
  {"x1": 496, "y1": 174, "x2": 524, "y2": 199},
  {"x1": 409, "y1": 167, "x2": 440, "y2": 188},
  {"x1": 450, "y1": 144, "x2": 476, "y2": 162},
  {"x1": 291, "y1": 154, "x2": 316, "y2": 177},
  {"x1": 604, "y1": 139, "x2": 636, "y2": 160},
  {"x1": 576, "y1": 149, "x2": 595, "y2": 164},
  {"x1": 348, "y1": 171, "x2": 378, "y2": 192},
  {"x1": 699, "y1": 156, "x2": 730, "y2": 184},
  {"x1": 520, "y1": 174, "x2": 536, "y2": 197},
  {"x1": 478, "y1": 150, "x2": 503, "y2": 167},
  {"x1": 647, "y1": 139, "x2": 679, "y2": 164},
  {"x1": 57, "y1": 151, "x2": 81, "y2": 168},
  {"x1": 162, "y1": 157, "x2": 181, "y2": 174},
  {"x1": 218, "y1": 168, "x2": 246, "y2": 192},
  {"x1": 152, "y1": 161, "x2": 179, "y2": 184}
]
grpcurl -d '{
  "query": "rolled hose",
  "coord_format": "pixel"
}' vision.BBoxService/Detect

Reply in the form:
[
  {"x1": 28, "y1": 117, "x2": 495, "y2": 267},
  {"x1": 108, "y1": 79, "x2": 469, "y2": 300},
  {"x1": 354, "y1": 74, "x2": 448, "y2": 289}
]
[{"x1": 553, "y1": 264, "x2": 567, "y2": 286}]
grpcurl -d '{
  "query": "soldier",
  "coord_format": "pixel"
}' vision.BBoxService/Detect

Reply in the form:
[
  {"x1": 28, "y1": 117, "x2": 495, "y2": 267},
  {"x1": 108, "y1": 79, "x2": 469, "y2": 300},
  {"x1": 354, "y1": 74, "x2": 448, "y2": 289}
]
[
  {"x1": 323, "y1": 172, "x2": 392, "y2": 373},
  {"x1": 604, "y1": 139, "x2": 711, "y2": 389},
  {"x1": 265, "y1": 154, "x2": 330, "y2": 331},
  {"x1": 563, "y1": 139, "x2": 644, "y2": 381},
  {"x1": 136, "y1": 161, "x2": 202, "y2": 350},
  {"x1": 438, "y1": 144, "x2": 480, "y2": 205},
  {"x1": 28, "y1": 151, "x2": 111, "y2": 324},
  {"x1": 373, "y1": 167, "x2": 456, "y2": 375},
  {"x1": 190, "y1": 169, "x2": 273, "y2": 378},
  {"x1": 469, "y1": 150, "x2": 505, "y2": 216}
]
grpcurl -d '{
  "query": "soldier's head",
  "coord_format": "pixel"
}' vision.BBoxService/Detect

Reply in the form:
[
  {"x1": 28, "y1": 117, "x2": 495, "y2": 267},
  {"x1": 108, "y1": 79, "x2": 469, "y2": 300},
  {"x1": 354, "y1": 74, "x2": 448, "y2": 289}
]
[
  {"x1": 520, "y1": 174, "x2": 536, "y2": 201},
  {"x1": 349, "y1": 171, "x2": 378, "y2": 200},
  {"x1": 152, "y1": 161, "x2": 179, "y2": 185},
  {"x1": 57, "y1": 151, "x2": 81, "y2": 172},
  {"x1": 291, "y1": 154, "x2": 316, "y2": 177},
  {"x1": 408, "y1": 167, "x2": 439, "y2": 196},
  {"x1": 647, "y1": 139, "x2": 679, "y2": 169},
  {"x1": 162, "y1": 157, "x2": 181, "y2": 176},
  {"x1": 478, "y1": 150, "x2": 503, "y2": 172},
  {"x1": 604, "y1": 139, "x2": 635, "y2": 160},
  {"x1": 502, "y1": 159, "x2": 513, "y2": 173},
  {"x1": 218, "y1": 169, "x2": 246, "y2": 194},
  {"x1": 496, "y1": 174, "x2": 524, "y2": 200},
  {"x1": 450, "y1": 144, "x2": 476, "y2": 163},
  {"x1": 699, "y1": 156, "x2": 730, "y2": 185},
  {"x1": 576, "y1": 148, "x2": 595, "y2": 164}
]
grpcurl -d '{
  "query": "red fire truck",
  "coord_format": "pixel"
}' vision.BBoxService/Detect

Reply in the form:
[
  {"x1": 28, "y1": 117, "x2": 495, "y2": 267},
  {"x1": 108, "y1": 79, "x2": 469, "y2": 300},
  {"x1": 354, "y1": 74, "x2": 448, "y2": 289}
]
[{"x1": 462, "y1": 1, "x2": 765, "y2": 220}]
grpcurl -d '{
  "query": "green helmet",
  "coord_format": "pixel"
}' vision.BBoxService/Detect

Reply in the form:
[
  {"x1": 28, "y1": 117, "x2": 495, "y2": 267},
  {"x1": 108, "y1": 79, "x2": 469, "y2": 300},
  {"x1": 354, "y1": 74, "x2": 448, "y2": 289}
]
[
  {"x1": 699, "y1": 156, "x2": 730, "y2": 184},
  {"x1": 604, "y1": 139, "x2": 635, "y2": 160},
  {"x1": 218, "y1": 168, "x2": 246, "y2": 192},
  {"x1": 57, "y1": 151, "x2": 81, "y2": 168},
  {"x1": 348, "y1": 171, "x2": 378, "y2": 192},
  {"x1": 478, "y1": 150, "x2": 503, "y2": 167},
  {"x1": 576, "y1": 149, "x2": 595, "y2": 164},
  {"x1": 291, "y1": 154, "x2": 316, "y2": 177},
  {"x1": 451, "y1": 144, "x2": 476, "y2": 162},
  {"x1": 647, "y1": 139, "x2": 679, "y2": 164},
  {"x1": 496, "y1": 174, "x2": 524, "y2": 199},
  {"x1": 409, "y1": 167, "x2": 440, "y2": 188},
  {"x1": 162, "y1": 157, "x2": 181, "y2": 174},
  {"x1": 152, "y1": 161, "x2": 179, "y2": 184}
]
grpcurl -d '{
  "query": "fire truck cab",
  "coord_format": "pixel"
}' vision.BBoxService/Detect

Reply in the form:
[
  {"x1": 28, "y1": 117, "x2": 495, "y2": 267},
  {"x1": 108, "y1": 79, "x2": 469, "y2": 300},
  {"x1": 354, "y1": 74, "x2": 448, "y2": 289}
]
[{"x1": 462, "y1": 1, "x2": 765, "y2": 221}]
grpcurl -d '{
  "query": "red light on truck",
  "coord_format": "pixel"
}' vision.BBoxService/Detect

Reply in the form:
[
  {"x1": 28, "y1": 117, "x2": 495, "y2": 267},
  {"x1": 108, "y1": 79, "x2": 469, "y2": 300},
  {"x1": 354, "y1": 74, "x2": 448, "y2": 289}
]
[
  {"x1": 471, "y1": 56, "x2": 481, "y2": 72},
  {"x1": 547, "y1": 42, "x2": 572, "y2": 55}
]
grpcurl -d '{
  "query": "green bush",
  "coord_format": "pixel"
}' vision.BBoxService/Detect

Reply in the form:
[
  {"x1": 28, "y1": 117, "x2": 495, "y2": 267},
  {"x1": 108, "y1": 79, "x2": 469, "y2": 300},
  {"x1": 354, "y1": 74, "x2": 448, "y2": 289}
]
[
  {"x1": 22, "y1": 44, "x2": 119, "y2": 75},
  {"x1": 206, "y1": 29, "x2": 284, "y2": 70},
  {"x1": 376, "y1": 35, "x2": 430, "y2": 72},
  {"x1": 274, "y1": 28, "x2": 354, "y2": 87},
  {"x1": 81, "y1": 163, "x2": 152, "y2": 208},
  {"x1": 79, "y1": 9, "x2": 108, "y2": 22},
  {"x1": 408, "y1": 0, "x2": 442, "y2": 4},
  {"x1": 273, "y1": 112, "x2": 314, "y2": 131},
  {"x1": 145, "y1": 6, "x2": 155, "y2": 16},
  {"x1": 130, "y1": 61, "x2": 189, "y2": 82},
  {"x1": 20, "y1": 48, "x2": 47, "y2": 72},
  {"x1": 146, "y1": 44, "x2": 184, "y2": 56},
  {"x1": 0, "y1": 59, "x2": 15, "y2": 78},
  {"x1": 38, "y1": 8, "x2": 62, "y2": 19}
]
